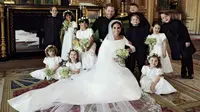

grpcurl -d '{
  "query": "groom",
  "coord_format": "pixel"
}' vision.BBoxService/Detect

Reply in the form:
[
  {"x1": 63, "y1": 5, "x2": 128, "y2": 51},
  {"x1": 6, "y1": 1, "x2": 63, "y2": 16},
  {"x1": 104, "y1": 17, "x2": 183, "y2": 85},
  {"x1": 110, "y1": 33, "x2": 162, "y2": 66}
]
[{"x1": 92, "y1": 3, "x2": 116, "y2": 55}]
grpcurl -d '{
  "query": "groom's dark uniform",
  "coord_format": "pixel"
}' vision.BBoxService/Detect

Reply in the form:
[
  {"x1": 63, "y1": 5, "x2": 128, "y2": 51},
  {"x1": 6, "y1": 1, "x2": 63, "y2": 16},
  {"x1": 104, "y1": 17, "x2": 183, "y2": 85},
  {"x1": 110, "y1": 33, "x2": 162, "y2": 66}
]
[{"x1": 92, "y1": 17, "x2": 115, "y2": 54}]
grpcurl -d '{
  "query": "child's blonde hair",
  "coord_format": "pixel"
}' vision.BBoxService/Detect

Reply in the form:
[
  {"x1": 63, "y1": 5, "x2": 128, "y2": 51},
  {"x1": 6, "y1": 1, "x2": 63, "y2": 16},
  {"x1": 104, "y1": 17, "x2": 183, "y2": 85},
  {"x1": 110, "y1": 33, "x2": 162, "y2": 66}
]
[
  {"x1": 45, "y1": 45, "x2": 58, "y2": 57},
  {"x1": 68, "y1": 49, "x2": 80, "y2": 63}
]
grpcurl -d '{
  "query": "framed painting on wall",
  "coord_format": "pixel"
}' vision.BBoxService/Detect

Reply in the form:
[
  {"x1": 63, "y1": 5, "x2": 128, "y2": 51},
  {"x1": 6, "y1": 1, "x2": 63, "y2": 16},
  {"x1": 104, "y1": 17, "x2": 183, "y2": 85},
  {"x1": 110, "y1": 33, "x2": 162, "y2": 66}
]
[{"x1": 85, "y1": 7, "x2": 102, "y2": 24}]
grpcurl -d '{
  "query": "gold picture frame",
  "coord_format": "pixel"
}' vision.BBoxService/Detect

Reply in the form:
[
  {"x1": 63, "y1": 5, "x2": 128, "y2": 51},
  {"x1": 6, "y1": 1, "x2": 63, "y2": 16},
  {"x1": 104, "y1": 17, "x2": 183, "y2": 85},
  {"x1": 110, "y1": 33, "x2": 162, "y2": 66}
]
[
  {"x1": 6, "y1": 5, "x2": 78, "y2": 55},
  {"x1": 85, "y1": 6, "x2": 103, "y2": 23}
]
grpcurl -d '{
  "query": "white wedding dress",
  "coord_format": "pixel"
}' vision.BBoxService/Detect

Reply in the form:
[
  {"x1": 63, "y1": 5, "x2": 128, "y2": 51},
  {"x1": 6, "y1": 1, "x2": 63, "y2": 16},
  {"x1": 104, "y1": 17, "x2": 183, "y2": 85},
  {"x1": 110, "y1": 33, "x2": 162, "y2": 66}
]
[{"x1": 8, "y1": 20, "x2": 161, "y2": 112}]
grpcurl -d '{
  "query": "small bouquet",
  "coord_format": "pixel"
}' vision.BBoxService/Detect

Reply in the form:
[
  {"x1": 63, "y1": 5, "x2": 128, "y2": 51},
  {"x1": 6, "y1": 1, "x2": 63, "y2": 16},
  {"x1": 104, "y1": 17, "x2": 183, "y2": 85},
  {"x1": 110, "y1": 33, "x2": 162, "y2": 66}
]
[
  {"x1": 62, "y1": 20, "x2": 72, "y2": 30},
  {"x1": 145, "y1": 38, "x2": 157, "y2": 52},
  {"x1": 79, "y1": 38, "x2": 90, "y2": 48},
  {"x1": 45, "y1": 68, "x2": 55, "y2": 79},
  {"x1": 116, "y1": 49, "x2": 129, "y2": 66},
  {"x1": 73, "y1": 39, "x2": 82, "y2": 52},
  {"x1": 73, "y1": 39, "x2": 80, "y2": 47},
  {"x1": 59, "y1": 67, "x2": 71, "y2": 79}
]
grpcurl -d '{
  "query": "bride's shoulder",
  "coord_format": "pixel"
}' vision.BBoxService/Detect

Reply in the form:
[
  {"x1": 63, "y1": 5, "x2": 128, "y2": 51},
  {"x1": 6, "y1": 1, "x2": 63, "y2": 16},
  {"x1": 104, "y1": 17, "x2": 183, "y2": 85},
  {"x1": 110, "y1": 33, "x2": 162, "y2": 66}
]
[{"x1": 121, "y1": 35, "x2": 128, "y2": 40}]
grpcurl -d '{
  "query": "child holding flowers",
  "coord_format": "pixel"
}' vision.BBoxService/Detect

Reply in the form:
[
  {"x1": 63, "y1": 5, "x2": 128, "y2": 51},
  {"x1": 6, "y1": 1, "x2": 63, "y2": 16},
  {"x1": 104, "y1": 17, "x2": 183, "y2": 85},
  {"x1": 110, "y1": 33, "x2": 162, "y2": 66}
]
[
  {"x1": 60, "y1": 10, "x2": 77, "y2": 61},
  {"x1": 75, "y1": 17, "x2": 97, "y2": 70},
  {"x1": 146, "y1": 21, "x2": 173, "y2": 73},
  {"x1": 58, "y1": 49, "x2": 82, "y2": 79},
  {"x1": 61, "y1": 49, "x2": 82, "y2": 79},
  {"x1": 30, "y1": 45, "x2": 62, "y2": 80},
  {"x1": 140, "y1": 54, "x2": 177, "y2": 95}
]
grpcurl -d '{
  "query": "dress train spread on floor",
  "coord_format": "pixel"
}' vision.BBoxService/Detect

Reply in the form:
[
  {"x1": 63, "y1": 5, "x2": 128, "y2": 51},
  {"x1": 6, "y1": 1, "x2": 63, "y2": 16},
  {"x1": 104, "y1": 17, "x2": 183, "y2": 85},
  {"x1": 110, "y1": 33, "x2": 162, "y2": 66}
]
[{"x1": 8, "y1": 20, "x2": 161, "y2": 112}]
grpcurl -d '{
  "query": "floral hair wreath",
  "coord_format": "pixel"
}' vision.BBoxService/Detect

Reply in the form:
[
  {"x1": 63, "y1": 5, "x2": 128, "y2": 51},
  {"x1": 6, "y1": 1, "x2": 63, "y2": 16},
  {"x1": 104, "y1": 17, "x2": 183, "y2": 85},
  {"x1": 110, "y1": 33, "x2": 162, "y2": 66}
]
[
  {"x1": 147, "y1": 53, "x2": 160, "y2": 60},
  {"x1": 78, "y1": 16, "x2": 89, "y2": 23},
  {"x1": 63, "y1": 10, "x2": 74, "y2": 17},
  {"x1": 45, "y1": 45, "x2": 57, "y2": 54}
]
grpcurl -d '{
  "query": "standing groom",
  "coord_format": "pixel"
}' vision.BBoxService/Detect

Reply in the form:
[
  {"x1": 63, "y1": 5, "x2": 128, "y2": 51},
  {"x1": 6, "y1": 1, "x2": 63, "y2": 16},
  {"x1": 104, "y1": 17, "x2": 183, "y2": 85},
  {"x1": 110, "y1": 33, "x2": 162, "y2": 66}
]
[{"x1": 92, "y1": 3, "x2": 116, "y2": 54}]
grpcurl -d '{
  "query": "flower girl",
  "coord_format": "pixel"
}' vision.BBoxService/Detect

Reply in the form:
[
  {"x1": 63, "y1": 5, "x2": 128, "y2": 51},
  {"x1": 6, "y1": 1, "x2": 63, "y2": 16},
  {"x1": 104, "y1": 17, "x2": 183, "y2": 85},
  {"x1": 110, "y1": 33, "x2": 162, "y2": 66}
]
[
  {"x1": 60, "y1": 10, "x2": 77, "y2": 61},
  {"x1": 75, "y1": 17, "x2": 96, "y2": 70},
  {"x1": 30, "y1": 45, "x2": 62, "y2": 80},
  {"x1": 146, "y1": 21, "x2": 173, "y2": 73},
  {"x1": 58, "y1": 49, "x2": 82, "y2": 79},
  {"x1": 140, "y1": 54, "x2": 177, "y2": 95}
]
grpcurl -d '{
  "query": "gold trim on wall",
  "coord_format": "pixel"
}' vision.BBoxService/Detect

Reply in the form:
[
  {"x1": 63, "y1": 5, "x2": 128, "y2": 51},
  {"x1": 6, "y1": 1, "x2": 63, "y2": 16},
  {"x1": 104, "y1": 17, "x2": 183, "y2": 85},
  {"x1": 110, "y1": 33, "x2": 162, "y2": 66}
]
[
  {"x1": 147, "y1": 0, "x2": 155, "y2": 25},
  {"x1": 86, "y1": 7, "x2": 102, "y2": 17},
  {"x1": 4, "y1": 0, "x2": 15, "y2": 4},
  {"x1": 0, "y1": 4, "x2": 6, "y2": 58}
]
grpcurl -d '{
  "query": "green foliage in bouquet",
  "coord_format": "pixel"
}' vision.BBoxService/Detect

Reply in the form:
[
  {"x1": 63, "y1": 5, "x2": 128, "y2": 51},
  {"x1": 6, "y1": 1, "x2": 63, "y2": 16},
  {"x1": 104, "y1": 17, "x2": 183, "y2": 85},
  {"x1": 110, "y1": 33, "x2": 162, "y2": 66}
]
[
  {"x1": 63, "y1": 20, "x2": 72, "y2": 30},
  {"x1": 45, "y1": 68, "x2": 55, "y2": 78},
  {"x1": 116, "y1": 49, "x2": 129, "y2": 59},
  {"x1": 59, "y1": 67, "x2": 71, "y2": 79},
  {"x1": 79, "y1": 38, "x2": 90, "y2": 48},
  {"x1": 145, "y1": 38, "x2": 157, "y2": 52},
  {"x1": 116, "y1": 49, "x2": 129, "y2": 65}
]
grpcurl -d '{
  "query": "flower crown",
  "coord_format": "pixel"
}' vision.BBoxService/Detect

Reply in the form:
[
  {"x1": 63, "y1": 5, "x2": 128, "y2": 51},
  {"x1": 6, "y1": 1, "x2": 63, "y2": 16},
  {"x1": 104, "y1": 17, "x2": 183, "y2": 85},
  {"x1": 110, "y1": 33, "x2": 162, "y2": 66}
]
[
  {"x1": 63, "y1": 10, "x2": 73, "y2": 17},
  {"x1": 78, "y1": 17, "x2": 89, "y2": 23},
  {"x1": 45, "y1": 45, "x2": 57, "y2": 55},
  {"x1": 147, "y1": 53, "x2": 160, "y2": 59}
]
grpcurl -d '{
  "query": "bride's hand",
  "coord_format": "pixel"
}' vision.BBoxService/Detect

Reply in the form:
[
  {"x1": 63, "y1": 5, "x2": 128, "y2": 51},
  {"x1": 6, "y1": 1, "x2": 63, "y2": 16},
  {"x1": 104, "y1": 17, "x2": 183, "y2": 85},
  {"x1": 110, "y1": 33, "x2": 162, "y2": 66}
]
[
  {"x1": 127, "y1": 48, "x2": 132, "y2": 53},
  {"x1": 114, "y1": 58, "x2": 120, "y2": 62}
]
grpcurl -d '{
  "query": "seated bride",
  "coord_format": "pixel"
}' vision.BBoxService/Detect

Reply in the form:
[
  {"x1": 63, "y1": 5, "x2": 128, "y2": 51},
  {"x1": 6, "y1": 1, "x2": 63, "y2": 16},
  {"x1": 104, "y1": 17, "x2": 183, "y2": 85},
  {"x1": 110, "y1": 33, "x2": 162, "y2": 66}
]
[{"x1": 8, "y1": 20, "x2": 161, "y2": 112}]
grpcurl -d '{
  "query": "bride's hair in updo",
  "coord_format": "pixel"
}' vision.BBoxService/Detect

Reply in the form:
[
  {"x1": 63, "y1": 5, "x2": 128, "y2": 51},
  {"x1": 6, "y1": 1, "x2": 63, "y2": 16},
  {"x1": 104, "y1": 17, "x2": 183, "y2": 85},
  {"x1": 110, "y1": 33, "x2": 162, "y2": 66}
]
[
  {"x1": 111, "y1": 20, "x2": 124, "y2": 35},
  {"x1": 111, "y1": 21, "x2": 122, "y2": 28}
]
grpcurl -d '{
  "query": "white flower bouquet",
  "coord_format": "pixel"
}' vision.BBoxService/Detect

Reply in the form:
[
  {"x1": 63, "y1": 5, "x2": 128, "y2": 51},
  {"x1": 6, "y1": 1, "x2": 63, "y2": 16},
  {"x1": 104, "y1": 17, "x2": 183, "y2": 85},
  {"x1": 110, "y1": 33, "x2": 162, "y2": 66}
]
[
  {"x1": 145, "y1": 38, "x2": 157, "y2": 52},
  {"x1": 59, "y1": 67, "x2": 71, "y2": 79},
  {"x1": 116, "y1": 49, "x2": 129, "y2": 66},
  {"x1": 73, "y1": 38, "x2": 90, "y2": 52},
  {"x1": 45, "y1": 68, "x2": 55, "y2": 79},
  {"x1": 79, "y1": 38, "x2": 90, "y2": 48}
]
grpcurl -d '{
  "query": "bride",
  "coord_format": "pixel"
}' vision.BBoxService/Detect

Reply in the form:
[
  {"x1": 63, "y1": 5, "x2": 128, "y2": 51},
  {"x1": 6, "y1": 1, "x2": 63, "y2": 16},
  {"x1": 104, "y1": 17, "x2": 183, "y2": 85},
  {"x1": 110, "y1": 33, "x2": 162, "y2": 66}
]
[{"x1": 8, "y1": 20, "x2": 161, "y2": 112}]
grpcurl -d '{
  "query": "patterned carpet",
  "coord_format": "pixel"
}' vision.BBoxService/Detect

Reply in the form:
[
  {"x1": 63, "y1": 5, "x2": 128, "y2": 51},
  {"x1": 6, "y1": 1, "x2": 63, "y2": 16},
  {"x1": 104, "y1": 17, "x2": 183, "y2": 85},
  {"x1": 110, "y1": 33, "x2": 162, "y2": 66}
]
[
  {"x1": 1, "y1": 68, "x2": 176, "y2": 112},
  {"x1": 151, "y1": 40, "x2": 200, "y2": 112}
]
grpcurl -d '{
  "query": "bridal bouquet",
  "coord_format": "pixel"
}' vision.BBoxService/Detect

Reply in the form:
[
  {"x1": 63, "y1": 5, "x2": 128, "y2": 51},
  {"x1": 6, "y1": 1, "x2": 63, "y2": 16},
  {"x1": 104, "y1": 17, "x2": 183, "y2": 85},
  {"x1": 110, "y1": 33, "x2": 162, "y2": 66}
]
[
  {"x1": 59, "y1": 67, "x2": 71, "y2": 79},
  {"x1": 116, "y1": 49, "x2": 129, "y2": 66},
  {"x1": 145, "y1": 38, "x2": 157, "y2": 52},
  {"x1": 45, "y1": 68, "x2": 55, "y2": 79}
]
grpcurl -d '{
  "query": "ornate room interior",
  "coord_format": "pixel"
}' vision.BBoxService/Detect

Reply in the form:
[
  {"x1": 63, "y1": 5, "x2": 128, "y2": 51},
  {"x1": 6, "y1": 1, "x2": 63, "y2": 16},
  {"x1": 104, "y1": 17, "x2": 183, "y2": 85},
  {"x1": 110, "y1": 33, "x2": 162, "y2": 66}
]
[{"x1": 0, "y1": 0, "x2": 200, "y2": 112}]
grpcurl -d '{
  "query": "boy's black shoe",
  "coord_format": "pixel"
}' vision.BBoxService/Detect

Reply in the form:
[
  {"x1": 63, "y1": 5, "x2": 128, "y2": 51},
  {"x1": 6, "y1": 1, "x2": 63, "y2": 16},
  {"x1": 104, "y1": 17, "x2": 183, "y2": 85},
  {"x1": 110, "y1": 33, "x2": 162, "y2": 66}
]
[
  {"x1": 187, "y1": 75, "x2": 193, "y2": 79},
  {"x1": 181, "y1": 75, "x2": 187, "y2": 79}
]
